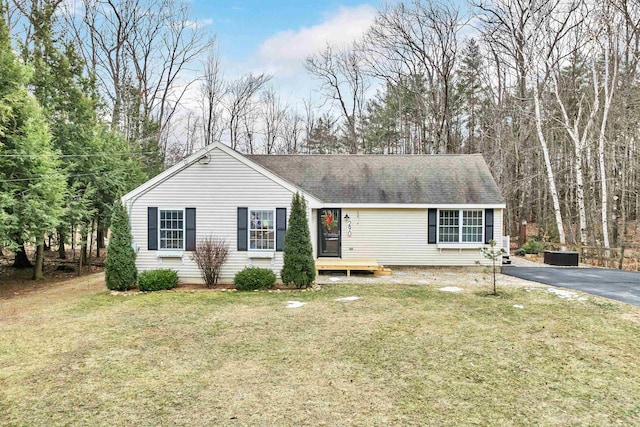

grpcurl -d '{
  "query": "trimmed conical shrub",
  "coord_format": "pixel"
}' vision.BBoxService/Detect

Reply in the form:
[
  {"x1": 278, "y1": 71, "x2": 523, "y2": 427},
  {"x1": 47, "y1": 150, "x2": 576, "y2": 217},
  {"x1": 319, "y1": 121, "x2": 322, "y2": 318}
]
[
  {"x1": 281, "y1": 192, "x2": 315, "y2": 288},
  {"x1": 105, "y1": 200, "x2": 137, "y2": 290}
]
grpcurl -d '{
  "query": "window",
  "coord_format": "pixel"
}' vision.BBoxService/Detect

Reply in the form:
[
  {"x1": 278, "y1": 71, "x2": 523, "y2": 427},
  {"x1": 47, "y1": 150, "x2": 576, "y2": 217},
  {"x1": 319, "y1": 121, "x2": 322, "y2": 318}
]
[
  {"x1": 438, "y1": 210, "x2": 459, "y2": 243},
  {"x1": 249, "y1": 209, "x2": 275, "y2": 250},
  {"x1": 159, "y1": 209, "x2": 184, "y2": 249},
  {"x1": 438, "y1": 209, "x2": 483, "y2": 243},
  {"x1": 462, "y1": 210, "x2": 483, "y2": 242}
]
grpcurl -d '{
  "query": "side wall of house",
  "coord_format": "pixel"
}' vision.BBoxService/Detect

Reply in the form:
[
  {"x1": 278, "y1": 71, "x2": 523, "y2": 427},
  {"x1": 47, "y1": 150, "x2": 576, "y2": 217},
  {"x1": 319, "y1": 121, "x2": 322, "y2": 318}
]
[
  {"x1": 129, "y1": 147, "x2": 300, "y2": 283},
  {"x1": 318, "y1": 208, "x2": 503, "y2": 266}
]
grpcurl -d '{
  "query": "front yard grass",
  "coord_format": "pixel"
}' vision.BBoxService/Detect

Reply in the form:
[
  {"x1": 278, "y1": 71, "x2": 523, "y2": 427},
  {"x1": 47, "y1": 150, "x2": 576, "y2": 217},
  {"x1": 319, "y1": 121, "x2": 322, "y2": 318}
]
[{"x1": 1, "y1": 277, "x2": 640, "y2": 425}]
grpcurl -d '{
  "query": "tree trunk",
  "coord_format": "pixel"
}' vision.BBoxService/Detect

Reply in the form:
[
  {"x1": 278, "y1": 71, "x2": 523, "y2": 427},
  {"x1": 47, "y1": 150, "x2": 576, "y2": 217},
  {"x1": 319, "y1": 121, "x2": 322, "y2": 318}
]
[
  {"x1": 598, "y1": 40, "x2": 617, "y2": 253},
  {"x1": 78, "y1": 244, "x2": 86, "y2": 276},
  {"x1": 96, "y1": 222, "x2": 106, "y2": 258},
  {"x1": 552, "y1": 70, "x2": 598, "y2": 247},
  {"x1": 32, "y1": 242, "x2": 44, "y2": 280},
  {"x1": 58, "y1": 229, "x2": 66, "y2": 259},
  {"x1": 598, "y1": 127, "x2": 610, "y2": 252},
  {"x1": 573, "y1": 142, "x2": 588, "y2": 246},
  {"x1": 81, "y1": 242, "x2": 88, "y2": 269},
  {"x1": 533, "y1": 84, "x2": 566, "y2": 248},
  {"x1": 71, "y1": 225, "x2": 76, "y2": 261},
  {"x1": 87, "y1": 220, "x2": 95, "y2": 271},
  {"x1": 13, "y1": 244, "x2": 33, "y2": 268}
]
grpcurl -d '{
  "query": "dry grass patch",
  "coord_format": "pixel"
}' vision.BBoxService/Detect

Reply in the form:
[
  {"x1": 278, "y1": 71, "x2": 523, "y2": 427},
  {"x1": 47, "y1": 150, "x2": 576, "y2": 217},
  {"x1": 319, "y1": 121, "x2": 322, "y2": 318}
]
[{"x1": 1, "y1": 275, "x2": 640, "y2": 425}]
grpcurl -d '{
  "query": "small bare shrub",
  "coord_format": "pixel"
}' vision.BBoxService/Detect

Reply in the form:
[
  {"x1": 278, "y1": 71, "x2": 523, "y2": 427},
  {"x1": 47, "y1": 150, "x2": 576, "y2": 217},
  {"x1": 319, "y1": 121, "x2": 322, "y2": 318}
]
[{"x1": 192, "y1": 236, "x2": 229, "y2": 288}]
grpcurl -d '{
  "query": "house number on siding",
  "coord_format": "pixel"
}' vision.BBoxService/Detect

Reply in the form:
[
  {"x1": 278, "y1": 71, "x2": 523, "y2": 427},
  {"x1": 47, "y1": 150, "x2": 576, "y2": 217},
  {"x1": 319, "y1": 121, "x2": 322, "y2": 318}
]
[{"x1": 347, "y1": 220, "x2": 352, "y2": 237}]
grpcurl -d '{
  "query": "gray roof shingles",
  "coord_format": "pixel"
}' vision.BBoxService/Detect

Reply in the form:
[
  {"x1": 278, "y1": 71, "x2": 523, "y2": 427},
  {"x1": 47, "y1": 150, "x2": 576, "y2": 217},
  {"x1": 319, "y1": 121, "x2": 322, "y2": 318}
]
[{"x1": 246, "y1": 154, "x2": 504, "y2": 205}]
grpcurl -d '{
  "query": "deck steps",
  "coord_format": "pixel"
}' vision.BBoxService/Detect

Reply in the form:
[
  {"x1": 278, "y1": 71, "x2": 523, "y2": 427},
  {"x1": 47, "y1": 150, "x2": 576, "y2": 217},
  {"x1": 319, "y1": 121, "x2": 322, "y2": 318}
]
[{"x1": 316, "y1": 258, "x2": 390, "y2": 277}]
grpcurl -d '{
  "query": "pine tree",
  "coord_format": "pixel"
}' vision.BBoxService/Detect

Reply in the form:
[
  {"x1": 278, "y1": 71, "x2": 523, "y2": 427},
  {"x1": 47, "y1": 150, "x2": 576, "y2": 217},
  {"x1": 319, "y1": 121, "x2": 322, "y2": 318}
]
[
  {"x1": 26, "y1": 2, "x2": 99, "y2": 262},
  {"x1": 455, "y1": 38, "x2": 487, "y2": 154},
  {"x1": 281, "y1": 192, "x2": 315, "y2": 289},
  {"x1": 23, "y1": 1, "x2": 146, "y2": 262},
  {"x1": 105, "y1": 200, "x2": 137, "y2": 291},
  {"x1": 306, "y1": 114, "x2": 341, "y2": 154},
  {"x1": 0, "y1": 4, "x2": 66, "y2": 279}
]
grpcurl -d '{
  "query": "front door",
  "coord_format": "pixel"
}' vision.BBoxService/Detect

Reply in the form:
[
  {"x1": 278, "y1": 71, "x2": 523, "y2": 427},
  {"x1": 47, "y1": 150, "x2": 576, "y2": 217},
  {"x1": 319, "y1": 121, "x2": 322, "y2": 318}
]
[{"x1": 318, "y1": 208, "x2": 341, "y2": 257}]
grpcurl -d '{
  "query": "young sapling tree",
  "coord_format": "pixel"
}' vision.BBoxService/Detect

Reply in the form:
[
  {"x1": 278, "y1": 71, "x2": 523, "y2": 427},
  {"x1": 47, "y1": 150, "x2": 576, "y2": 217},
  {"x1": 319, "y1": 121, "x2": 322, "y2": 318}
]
[{"x1": 480, "y1": 239, "x2": 506, "y2": 295}]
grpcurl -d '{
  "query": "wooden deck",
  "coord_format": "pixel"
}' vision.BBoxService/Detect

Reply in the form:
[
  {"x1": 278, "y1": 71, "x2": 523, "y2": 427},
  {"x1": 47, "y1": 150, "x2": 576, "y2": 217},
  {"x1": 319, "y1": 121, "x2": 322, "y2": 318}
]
[{"x1": 315, "y1": 258, "x2": 392, "y2": 277}]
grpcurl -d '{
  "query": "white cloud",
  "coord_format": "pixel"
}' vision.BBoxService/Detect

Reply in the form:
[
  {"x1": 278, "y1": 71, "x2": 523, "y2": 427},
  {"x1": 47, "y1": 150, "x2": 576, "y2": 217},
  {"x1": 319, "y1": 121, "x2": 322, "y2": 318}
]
[
  {"x1": 170, "y1": 4, "x2": 380, "y2": 148},
  {"x1": 255, "y1": 5, "x2": 377, "y2": 77},
  {"x1": 184, "y1": 18, "x2": 214, "y2": 30},
  {"x1": 58, "y1": 0, "x2": 84, "y2": 17}
]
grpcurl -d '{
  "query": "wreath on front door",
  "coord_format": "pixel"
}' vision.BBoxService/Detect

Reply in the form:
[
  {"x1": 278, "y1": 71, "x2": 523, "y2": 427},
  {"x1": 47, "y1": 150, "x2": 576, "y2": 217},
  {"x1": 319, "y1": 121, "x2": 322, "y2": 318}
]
[{"x1": 322, "y1": 211, "x2": 336, "y2": 229}]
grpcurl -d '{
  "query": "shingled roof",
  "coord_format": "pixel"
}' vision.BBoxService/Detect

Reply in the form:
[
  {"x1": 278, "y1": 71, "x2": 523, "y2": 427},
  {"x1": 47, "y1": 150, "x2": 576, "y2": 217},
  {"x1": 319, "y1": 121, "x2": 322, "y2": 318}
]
[{"x1": 246, "y1": 154, "x2": 504, "y2": 205}]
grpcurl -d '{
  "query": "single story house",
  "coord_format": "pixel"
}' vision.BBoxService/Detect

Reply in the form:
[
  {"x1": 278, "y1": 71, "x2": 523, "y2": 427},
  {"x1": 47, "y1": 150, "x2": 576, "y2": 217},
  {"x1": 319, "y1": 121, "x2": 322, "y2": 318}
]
[{"x1": 122, "y1": 142, "x2": 506, "y2": 283}]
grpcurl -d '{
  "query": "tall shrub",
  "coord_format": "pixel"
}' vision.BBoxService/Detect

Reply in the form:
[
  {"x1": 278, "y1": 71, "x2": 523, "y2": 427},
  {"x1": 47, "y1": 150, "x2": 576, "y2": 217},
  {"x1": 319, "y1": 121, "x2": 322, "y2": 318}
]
[
  {"x1": 281, "y1": 192, "x2": 315, "y2": 288},
  {"x1": 105, "y1": 200, "x2": 137, "y2": 291},
  {"x1": 192, "y1": 236, "x2": 229, "y2": 288}
]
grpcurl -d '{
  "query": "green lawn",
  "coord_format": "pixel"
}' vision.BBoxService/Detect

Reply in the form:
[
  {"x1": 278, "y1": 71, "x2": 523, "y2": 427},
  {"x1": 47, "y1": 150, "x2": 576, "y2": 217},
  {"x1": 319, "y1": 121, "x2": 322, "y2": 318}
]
[{"x1": 1, "y1": 276, "x2": 640, "y2": 426}]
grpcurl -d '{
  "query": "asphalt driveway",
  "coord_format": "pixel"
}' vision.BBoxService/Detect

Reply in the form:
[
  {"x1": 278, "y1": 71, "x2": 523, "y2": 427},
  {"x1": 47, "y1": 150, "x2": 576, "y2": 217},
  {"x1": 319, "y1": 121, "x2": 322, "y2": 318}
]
[{"x1": 503, "y1": 266, "x2": 640, "y2": 306}]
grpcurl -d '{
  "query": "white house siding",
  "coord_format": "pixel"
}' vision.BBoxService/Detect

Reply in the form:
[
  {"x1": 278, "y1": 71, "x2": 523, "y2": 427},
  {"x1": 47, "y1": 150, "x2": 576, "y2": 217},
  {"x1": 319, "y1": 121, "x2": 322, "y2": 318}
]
[
  {"x1": 129, "y1": 147, "x2": 298, "y2": 283},
  {"x1": 494, "y1": 208, "x2": 504, "y2": 249},
  {"x1": 334, "y1": 208, "x2": 504, "y2": 266},
  {"x1": 310, "y1": 208, "x2": 318, "y2": 258}
]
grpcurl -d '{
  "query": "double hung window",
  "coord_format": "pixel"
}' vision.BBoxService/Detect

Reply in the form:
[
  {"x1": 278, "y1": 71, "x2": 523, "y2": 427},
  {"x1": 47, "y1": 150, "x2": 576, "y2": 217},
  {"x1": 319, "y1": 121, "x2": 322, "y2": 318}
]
[
  {"x1": 159, "y1": 209, "x2": 184, "y2": 249},
  {"x1": 438, "y1": 209, "x2": 483, "y2": 243},
  {"x1": 249, "y1": 209, "x2": 275, "y2": 250},
  {"x1": 462, "y1": 210, "x2": 483, "y2": 242}
]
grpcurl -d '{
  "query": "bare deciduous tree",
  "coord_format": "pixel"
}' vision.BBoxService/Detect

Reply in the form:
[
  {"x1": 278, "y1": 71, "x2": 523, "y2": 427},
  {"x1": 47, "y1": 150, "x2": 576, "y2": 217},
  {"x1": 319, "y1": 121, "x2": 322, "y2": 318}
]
[
  {"x1": 200, "y1": 43, "x2": 225, "y2": 146},
  {"x1": 226, "y1": 72, "x2": 271, "y2": 151},
  {"x1": 59, "y1": 0, "x2": 209, "y2": 167},
  {"x1": 305, "y1": 44, "x2": 368, "y2": 154},
  {"x1": 261, "y1": 87, "x2": 287, "y2": 154},
  {"x1": 361, "y1": 0, "x2": 461, "y2": 153}
]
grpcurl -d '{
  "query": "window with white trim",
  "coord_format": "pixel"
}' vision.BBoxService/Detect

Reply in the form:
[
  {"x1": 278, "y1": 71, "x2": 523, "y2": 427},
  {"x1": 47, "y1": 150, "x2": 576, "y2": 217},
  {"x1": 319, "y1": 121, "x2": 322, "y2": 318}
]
[
  {"x1": 462, "y1": 210, "x2": 483, "y2": 242},
  {"x1": 438, "y1": 210, "x2": 459, "y2": 243},
  {"x1": 159, "y1": 209, "x2": 184, "y2": 249},
  {"x1": 438, "y1": 209, "x2": 483, "y2": 243},
  {"x1": 249, "y1": 209, "x2": 275, "y2": 250}
]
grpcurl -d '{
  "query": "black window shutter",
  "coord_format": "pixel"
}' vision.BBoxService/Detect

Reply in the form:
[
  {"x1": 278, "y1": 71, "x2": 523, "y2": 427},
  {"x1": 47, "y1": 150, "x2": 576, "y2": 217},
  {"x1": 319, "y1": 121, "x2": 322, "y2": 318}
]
[
  {"x1": 428, "y1": 209, "x2": 437, "y2": 244},
  {"x1": 185, "y1": 208, "x2": 196, "y2": 251},
  {"x1": 148, "y1": 207, "x2": 158, "y2": 250},
  {"x1": 485, "y1": 209, "x2": 494, "y2": 244},
  {"x1": 237, "y1": 207, "x2": 248, "y2": 251},
  {"x1": 276, "y1": 208, "x2": 287, "y2": 251}
]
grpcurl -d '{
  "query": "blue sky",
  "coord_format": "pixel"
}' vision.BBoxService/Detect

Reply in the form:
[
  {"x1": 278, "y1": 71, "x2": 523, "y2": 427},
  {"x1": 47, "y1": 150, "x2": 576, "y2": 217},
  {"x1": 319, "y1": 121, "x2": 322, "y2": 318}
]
[
  {"x1": 190, "y1": 1, "x2": 385, "y2": 60},
  {"x1": 186, "y1": 1, "x2": 386, "y2": 104}
]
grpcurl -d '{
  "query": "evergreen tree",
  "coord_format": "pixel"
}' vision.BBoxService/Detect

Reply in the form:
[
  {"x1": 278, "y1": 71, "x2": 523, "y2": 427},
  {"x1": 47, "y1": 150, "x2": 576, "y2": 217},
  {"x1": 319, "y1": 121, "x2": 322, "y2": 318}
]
[
  {"x1": 281, "y1": 192, "x2": 315, "y2": 289},
  {"x1": 306, "y1": 114, "x2": 341, "y2": 154},
  {"x1": 23, "y1": 1, "x2": 146, "y2": 261},
  {"x1": 0, "y1": 4, "x2": 65, "y2": 279},
  {"x1": 361, "y1": 84, "x2": 400, "y2": 154},
  {"x1": 360, "y1": 75, "x2": 431, "y2": 154},
  {"x1": 455, "y1": 39, "x2": 488, "y2": 154},
  {"x1": 91, "y1": 125, "x2": 147, "y2": 253},
  {"x1": 25, "y1": 1, "x2": 99, "y2": 262},
  {"x1": 105, "y1": 200, "x2": 137, "y2": 291}
]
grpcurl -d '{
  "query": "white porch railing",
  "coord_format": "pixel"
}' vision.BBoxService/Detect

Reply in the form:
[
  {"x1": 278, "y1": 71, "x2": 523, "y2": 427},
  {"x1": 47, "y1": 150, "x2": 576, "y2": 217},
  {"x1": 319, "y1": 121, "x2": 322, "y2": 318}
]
[{"x1": 501, "y1": 235, "x2": 511, "y2": 256}]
